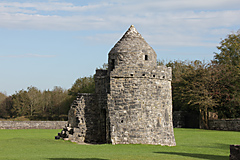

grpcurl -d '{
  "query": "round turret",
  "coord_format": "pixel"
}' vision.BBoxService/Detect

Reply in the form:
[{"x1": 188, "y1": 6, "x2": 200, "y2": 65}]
[{"x1": 108, "y1": 25, "x2": 157, "y2": 74}]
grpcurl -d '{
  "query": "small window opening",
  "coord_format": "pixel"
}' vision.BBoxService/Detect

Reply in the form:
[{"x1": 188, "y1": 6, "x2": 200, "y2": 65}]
[
  {"x1": 76, "y1": 118, "x2": 80, "y2": 123},
  {"x1": 142, "y1": 74, "x2": 145, "y2": 76},
  {"x1": 121, "y1": 120, "x2": 124, "y2": 123},
  {"x1": 162, "y1": 76, "x2": 165, "y2": 79},
  {"x1": 111, "y1": 59, "x2": 115, "y2": 71},
  {"x1": 153, "y1": 75, "x2": 155, "y2": 77},
  {"x1": 130, "y1": 74, "x2": 133, "y2": 77},
  {"x1": 145, "y1": 55, "x2": 148, "y2": 60}
]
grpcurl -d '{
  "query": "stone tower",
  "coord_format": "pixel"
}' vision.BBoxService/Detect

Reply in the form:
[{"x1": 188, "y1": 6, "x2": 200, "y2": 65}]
[{"x1": 57, "y1": 25, "x2": 176, "y2": 146}]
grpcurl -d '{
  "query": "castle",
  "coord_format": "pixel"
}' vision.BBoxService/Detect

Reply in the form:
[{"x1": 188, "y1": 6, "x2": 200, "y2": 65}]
[{"x1": 58, "y1": 25, "x2": 176, "y2": 146}]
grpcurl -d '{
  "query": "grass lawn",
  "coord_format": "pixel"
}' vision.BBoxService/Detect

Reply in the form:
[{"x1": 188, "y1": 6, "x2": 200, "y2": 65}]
[{"x1": 0, "y1": 128, "x2": 239, "y2": 160}]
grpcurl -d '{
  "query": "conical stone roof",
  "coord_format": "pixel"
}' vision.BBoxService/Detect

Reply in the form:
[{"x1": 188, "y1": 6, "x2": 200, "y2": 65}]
[
  {"x1": 109, "y1": 25, "x2": 156, "y2": 55},
  {"x1": 108, "y1": 25, "x2": 157, "y2": 72}
]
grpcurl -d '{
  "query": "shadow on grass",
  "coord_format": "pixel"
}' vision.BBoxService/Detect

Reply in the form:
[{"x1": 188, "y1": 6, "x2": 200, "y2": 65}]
[
  {"x1": 48, "y1": 158, "x2": 108, "y2": 160},
  {"x1": 213, "y1": 143, "x2": 230, "y2": 150},
  {"x1": 154, "y1": 152, "x2": 228, "y2": 160},
  {"x1": 179, "y1": 143, "x2": 230, "y2": 151}
]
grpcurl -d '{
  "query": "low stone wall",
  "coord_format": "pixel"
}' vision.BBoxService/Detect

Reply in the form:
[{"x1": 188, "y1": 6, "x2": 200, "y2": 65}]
[
  {"x1": 0, "y1": 121, "x2": 67, "y2": 129},
  {"x1": 209, "y1": 119, "x2": 240, "y2": 131}
]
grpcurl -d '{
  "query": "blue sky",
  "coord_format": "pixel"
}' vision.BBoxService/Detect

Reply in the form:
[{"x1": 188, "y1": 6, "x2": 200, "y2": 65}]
[{"x1": 0, "y1": 0, "x2": 240, "y2": 95}]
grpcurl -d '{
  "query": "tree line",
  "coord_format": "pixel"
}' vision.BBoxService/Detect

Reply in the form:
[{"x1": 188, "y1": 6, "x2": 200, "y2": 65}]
[
  {"x1": 0, "y1": 31, "x2": 239, "y2": 127},
  {"x1": 0, "y1": 77, "x2": 95, "y2": 120},
  {"x1": 164, "y1": 30, "x2": 240, "y2": 128}
]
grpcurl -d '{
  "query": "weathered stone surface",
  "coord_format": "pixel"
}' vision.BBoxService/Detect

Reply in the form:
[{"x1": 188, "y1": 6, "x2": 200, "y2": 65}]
[
  {"x1": 230, "y1": 145, "x2": 240, "y2": 160},
  {"x1": 209, "y1": 119, "x2": 240, "y2": 131},
  {"x1": 57, "y1": 25, "x2": 176, "y2": 146}
]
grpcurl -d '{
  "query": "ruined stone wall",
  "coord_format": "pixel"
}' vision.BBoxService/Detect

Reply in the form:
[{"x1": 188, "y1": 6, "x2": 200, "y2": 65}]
[
  {"x1": 0, "y1": 121, "x2": 67, "y2": 129},
  {"x1": 107, "y1": 65, "x2": 175, "y2": 146},
  {"x1": 67, "y1": 93, "x2": 101, "y2": 143}
]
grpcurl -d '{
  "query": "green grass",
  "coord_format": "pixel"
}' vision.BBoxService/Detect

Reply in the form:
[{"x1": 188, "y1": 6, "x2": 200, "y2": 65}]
[{"x1": 0, "y1": 128, "x2": 239, "y2": 160}]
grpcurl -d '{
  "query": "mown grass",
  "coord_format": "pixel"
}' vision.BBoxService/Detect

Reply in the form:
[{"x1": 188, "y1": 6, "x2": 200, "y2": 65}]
[{"x1": 0, "y1": 128, "x2": 239, "y2": 160}]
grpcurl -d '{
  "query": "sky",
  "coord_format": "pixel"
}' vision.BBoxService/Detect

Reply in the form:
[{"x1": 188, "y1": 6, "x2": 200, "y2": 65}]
[{"x1": 0, "y1": 0, "x2": 240, "y2": 95}]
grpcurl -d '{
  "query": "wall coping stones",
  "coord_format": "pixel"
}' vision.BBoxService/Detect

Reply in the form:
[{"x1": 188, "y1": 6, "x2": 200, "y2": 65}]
[{"x1": 0, "y1": 121, "x2": 67, "y2": 129}]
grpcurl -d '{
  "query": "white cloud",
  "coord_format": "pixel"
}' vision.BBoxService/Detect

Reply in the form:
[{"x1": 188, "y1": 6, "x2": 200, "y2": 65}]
[
  {"x1": 0, "y1": 0, "x2": 239, "y2": 47},
  {"x1": 0, "y1": 1, "x2": 110, "y2": 13}
]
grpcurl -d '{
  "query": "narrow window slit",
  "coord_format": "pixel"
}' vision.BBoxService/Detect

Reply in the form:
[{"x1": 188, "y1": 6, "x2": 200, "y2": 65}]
[
  {"x1": 111, "y1": 59, "x2": 115, "y2": 71},
  {"x1": 145, "y1": 55, "x2": 148, "y2": 60}
]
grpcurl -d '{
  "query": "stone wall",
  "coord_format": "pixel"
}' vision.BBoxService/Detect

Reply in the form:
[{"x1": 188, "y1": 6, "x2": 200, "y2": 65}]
[
  {"x1": 0, "y1": 121, "x2": 67, "y2": 129},
  {"x1": 95, "y1": 69, "x2": 109, "y2": 143},
  {"x1": 209, "y1": 119, "x2": 240, "y2": 131},
  {"x1": 108, "y1": 65, "x2": 175, "y2": 146},
  {"x1": 173, "y1": 112, "x2": 240, "y2": 130},
  {"x1": 66, "y1": 93, "x2": 103, "y2": 143}
]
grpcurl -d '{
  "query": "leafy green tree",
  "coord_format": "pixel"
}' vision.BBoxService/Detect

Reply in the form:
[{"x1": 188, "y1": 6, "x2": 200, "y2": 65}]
[
  {"x1": 12, "y1": 90, "x2": 30, "y2": 117},
  {"x1": 0, "y1": 92, "x2": 7, "y2": 103},
  {"x1": 210, "y1": 63, "x2": 240, "y2": 118},
  {"x1": 68, "y1": 76, "x2": 95, "y2": 96},
  {"x1": 51, "y1": 86, "x2": 69, "y2": 116},
  {"x1": 167, "y1": 60, "x2": 216, "y2": 128},
  {"x1": 166, "y1": 60, "x2": 205, "y2": 111},
  {"x1": 0, "y1": 96, "x2": 13, "y2": 118},
  {"x1": 214, "y1": 30, "x2": 240, "y2": 67},
  {"x1": 212, "y1": 30, "x2": 240, "y2": 118},
  {"x1": 0, "y1": 92, "x2": 7, "y2": 118}
]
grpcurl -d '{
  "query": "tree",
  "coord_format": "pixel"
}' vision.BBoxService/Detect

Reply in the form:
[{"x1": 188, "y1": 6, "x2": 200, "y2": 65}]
[
  {"x1": 27, "y1": 86, "x2": 42, "y2": 116},
  {"x1": 68, "y1": 76, "x2": 95, "y2": 97},
  {"x1": 214, "y1": 30, "x2": 240, "y2": 67},
  {"x1": 210, "y1": 62, "x2": 240, "y2": 119},
  {"x1": 0, "y1": 92, "x2": 7, "y2": 118},
  {"x1": 12, "y1": 90, "x2": 30, "y2": 117},
  {"x1": 0, "y1": 92, "x2": 7, "y2": 103},
  {"x1": 213, "y1": 30, "x2": 240, "y2": 118},
  {"x1": 51, "y1": 86, "x2": 69, "y2": 116},
  {"x1": 168, "y1": 60, "x2": 216, "y2": 128},
  {"x1": 42, "y1": 90, "x2": 52, "y2": 116},
  {"x1": 0, "y1": 96, "x2": 13, "y2": 118}
]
